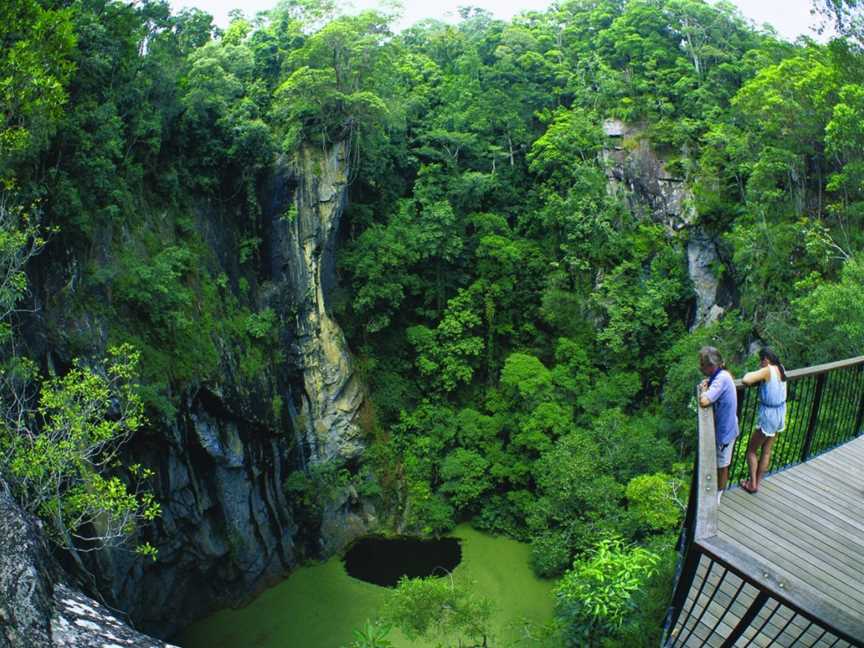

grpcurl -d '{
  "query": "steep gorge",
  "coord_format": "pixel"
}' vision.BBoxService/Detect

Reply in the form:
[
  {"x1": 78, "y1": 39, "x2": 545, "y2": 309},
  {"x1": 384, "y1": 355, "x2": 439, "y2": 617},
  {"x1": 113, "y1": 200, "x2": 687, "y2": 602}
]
[{"x1": 5, "y1": 129, "x2": 725, "y2": 642}]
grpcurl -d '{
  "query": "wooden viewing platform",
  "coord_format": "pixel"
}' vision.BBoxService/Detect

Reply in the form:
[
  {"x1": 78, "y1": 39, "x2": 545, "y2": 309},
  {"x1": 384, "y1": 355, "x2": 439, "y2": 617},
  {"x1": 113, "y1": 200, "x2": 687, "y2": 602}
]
[{"x1": 664, "y1": 357, "x2": 864, "y2": 648}]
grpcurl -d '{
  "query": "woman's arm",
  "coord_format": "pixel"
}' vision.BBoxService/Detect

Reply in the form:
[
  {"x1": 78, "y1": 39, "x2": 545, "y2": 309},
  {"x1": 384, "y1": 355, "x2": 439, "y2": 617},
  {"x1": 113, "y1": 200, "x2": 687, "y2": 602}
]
[{"x1": 742, "y1": 365, "x2": 771, "y2": 386}]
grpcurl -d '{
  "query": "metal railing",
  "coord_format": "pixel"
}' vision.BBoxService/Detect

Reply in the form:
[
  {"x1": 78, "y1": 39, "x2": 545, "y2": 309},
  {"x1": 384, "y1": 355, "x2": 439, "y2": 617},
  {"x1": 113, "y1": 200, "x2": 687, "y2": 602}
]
[{"x1": 663, "y1": 356, "x2": 864, "y2": 648}]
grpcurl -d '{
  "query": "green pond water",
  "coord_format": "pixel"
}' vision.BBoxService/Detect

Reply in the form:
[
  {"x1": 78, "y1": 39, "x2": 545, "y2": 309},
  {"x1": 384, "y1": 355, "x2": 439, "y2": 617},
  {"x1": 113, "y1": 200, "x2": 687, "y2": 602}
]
[{"x1": 177, "y1": 524, "x2": 555, "y2": 648}]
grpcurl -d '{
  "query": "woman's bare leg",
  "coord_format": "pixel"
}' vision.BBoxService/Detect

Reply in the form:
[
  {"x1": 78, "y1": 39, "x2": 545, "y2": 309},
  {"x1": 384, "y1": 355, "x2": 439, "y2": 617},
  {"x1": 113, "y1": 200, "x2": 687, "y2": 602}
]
[
  {"x1": 756, "y1": 434, "x2": 777, "y2": 488},
  {"x1": 745, "y1": 429, "x2": 767, "y2": 491}
]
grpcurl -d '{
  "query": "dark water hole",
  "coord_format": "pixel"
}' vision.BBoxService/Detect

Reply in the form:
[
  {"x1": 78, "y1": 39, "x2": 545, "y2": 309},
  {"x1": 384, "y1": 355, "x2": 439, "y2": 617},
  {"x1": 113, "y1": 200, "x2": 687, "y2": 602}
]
[{"x1": 343, "y1": 536, "x2": 462, "y2": 587}]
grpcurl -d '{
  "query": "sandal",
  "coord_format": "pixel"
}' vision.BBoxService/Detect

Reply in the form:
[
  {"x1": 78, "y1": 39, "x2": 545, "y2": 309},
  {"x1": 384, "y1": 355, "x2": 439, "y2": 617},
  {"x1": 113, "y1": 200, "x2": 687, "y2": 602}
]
[{"x1": 739, "y1": 478, "x2": 758, "y2": 494}]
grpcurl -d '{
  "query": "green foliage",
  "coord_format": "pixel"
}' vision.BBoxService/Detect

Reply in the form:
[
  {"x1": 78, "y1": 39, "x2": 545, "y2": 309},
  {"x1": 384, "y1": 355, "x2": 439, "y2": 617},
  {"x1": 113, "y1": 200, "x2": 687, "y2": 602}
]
[
  {"x1": 245, "y1": 308, "x2": 278, "y2": 339},
  {"x1": 270, "y1": 11, "x2": 393, "y2": 150},
  {"x1": 554, "y1": 535, "x2": 659, "y2": 647},
  {"x1": 343, "y1": 619, "x2": 393, "y2": 648},
  {"x1": 407, "y1": 288, "x2": 484, "y2": 392},
  {"x1": 766, "y1": 255, "x2": 864, "y2": 365},
  {"x1": 0, "y1": 192, "x2": 44, "y2": 340},
  {"x1": 813, "y1": 0, "x2": 864, "y2": 44},
  {"x1": 439, "y1": 448, "x2": 492, "y2": 511},
  {"x1": 0, "y1": 0, "x2": 76, "y2": 169},
  {"x1": 284, "y1": 459, "x2": 352, "y2": 517},
  {"x1": 625, "y1": 470, "x2": 687, "y2": 533},
  {"x1": 608, "y1": 535, "x2": 679, "y2": 648},
  {"x1": 528, "y1": 108, "x2": 604, "y2": 188},
  {"x1": 7, "y1": 1, "x2": 864, "y2": 641},
  {"x1": 384, "y1": 575, "x2": 494, "y2": 647},
  {"x1": 1, "y1": 345, "x2": 159, "y2": 556},
  {"x1": 528, "y1": 429, "x2": 623, "y2": 576}
]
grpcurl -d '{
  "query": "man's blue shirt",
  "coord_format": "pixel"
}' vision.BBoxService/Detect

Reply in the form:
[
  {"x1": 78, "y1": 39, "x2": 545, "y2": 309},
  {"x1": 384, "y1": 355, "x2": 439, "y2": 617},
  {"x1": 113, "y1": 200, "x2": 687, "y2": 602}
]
[{"x1": 704, "y1": 368, "x2": 739, "y2": 445}]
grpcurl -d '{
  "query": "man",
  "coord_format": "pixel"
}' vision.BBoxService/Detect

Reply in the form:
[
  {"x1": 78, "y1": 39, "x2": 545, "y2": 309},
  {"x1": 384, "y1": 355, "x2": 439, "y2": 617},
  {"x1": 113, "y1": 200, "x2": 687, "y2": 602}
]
[{"x1": 698, "y1": 346, "x2": 739, "y2": 496}]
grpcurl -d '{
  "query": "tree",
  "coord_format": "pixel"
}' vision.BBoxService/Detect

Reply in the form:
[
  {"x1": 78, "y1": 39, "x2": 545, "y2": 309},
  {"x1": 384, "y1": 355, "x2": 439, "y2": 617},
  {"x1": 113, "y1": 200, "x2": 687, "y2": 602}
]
[
  {"x1": 270, "y1": 11, "x2": 393, "y2": 151},
  {"x1": 1, "y1": 345, "x2": 159, "y2": 560},
  {"x1": 625, "y1": 470, "x2": 687, "y2": 533},
  {"x1": 439, "y1": 447, "x2": 493, "y2": 511},
  {"x1": 385, "y1": 575, "x2": 494, "y2": 647},
  {"x1": 0, "y1": 197, "x2": 157, "y2": 563},
  {"x1": 0, "y1": 0, "x2": 75, "y2": 170},
  {"x1": 528, "y1": 430, "x2": 624, "y2": 576},
  {"x1": 767, "y1": 255, "x2": 864, "y2": 364},
  {"x1": 554, "y1": 535, "x2": 659, "y2": 647},
  {"x1": 813, "y1": 0, "x2": 864, "y2": 43},
  {"x1": 407, "y1": 288, "x2": 484, "y2": 392},
  {"x1": 825, "y1": 83, "x2": 864, "y2": 247}
]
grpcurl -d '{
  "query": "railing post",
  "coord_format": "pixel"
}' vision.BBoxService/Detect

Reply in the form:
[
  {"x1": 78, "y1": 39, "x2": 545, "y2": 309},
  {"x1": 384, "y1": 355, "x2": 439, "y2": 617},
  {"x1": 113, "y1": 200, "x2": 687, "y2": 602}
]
[
  {"x1": 719, "y1": 591, "x2": 768, "y2": 648},
  {"x1": 854, "y1": 365, "x2": 864, "y2": 438},
  {"x1": 735, "y1": 385, "x2": 744, "y2": 419},
  {"x1": 681, "y1": 455, "x2": 698, "y2": 549},
  {"x1": 801, "y1": 374, "x2": 826, "y2": 462},
  {"x1": 663, "y1": 396, "x2": 703, "y2": 645},
  {"x1": 663, "y1": 545, "x2": 701, "y2": 647}
]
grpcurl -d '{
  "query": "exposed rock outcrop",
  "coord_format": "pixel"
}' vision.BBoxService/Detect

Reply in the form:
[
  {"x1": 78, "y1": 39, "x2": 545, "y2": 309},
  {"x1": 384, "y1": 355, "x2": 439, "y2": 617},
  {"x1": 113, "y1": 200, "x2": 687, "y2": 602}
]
[
  {"x1": 687, "y1": 230, "x2": 723, "y2": 328},
  {"x1": 603, "y1": 119, "x2": 697, "y2": 232},
  {"x1": 0, "y1": 480, "x2": 54, "y2": 648},
  {"x1": 602, "y1": 119, "x2": 723, "y2": 328},
  {"x1": 270, "y1": 142, "x2": 364, "y2": 464},
  {"x1": 0, "y1": 480, "x2": 174, "y2": 648},
  {"x1": 86, "y1": 393, "x2": 299, "y2": 636}
]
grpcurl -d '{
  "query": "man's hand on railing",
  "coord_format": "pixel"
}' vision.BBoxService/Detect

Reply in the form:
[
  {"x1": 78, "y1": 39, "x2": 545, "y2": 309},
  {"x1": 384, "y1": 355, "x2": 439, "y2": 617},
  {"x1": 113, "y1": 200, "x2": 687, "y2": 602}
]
[{"x1": 698, "y1": 379, "x2": 711, "y2": 407}]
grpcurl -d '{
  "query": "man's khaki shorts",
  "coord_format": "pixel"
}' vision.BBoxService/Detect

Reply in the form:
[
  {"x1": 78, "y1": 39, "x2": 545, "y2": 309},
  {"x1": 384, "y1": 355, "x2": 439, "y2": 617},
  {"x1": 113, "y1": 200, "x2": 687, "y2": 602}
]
[{"x1": 716, "y1": 439, "x2": 734, "y2": 469}]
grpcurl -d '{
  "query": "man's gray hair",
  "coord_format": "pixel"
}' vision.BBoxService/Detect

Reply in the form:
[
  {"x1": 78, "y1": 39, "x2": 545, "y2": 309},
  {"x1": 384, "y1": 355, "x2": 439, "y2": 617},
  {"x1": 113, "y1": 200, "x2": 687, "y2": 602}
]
[{"x1": 699, "y1": 346, "x2": 724, "y2": 369}]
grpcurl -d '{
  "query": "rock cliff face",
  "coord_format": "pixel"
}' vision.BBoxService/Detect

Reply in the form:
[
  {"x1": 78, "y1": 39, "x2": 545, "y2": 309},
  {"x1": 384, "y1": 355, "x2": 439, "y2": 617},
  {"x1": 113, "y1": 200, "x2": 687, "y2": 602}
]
[
  {"x1": 86, "y1": 393, "x2": 300, "y2": 636},
  {"x1": 269, "y1": 142, "x2": 364, "y2": 464},
  {"x1": 602, "y1": 119, "x2": 723, "y2": 327},
  {"x1": 687, "y1": 231, "x2": 724, "y2": 328},
  {"x1": 603, "y1": 119, "x2": 697, "y2": 233},
  {"x1": 0, "y1": 480, "x2": 174, "y2": 648},
  {"x1": 21, "y1": 141, "x2": 369, "y2": 638}
]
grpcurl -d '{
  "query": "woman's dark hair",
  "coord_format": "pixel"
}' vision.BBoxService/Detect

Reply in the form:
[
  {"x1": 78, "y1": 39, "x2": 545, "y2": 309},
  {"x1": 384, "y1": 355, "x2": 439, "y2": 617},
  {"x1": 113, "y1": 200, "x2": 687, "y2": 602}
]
[{"x1": 759, "y1": 348, "x2": 786, "y2": 381}]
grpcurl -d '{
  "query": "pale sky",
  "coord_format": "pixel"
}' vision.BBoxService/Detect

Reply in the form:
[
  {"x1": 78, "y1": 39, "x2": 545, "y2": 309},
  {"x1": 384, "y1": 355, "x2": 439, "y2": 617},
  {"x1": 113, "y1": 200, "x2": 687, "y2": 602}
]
[{"x1": 168, "y1": 0, "x2": 825, "y2": 42}]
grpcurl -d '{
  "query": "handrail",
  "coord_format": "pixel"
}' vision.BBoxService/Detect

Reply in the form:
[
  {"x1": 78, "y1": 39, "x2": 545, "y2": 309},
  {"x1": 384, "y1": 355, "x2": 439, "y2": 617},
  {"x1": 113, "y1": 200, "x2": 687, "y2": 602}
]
[
  {"x1": 733, "y1": 355, "x2": 864, "y2": 387},
  {"x1": 693, "y1": 389, "x2": 718, "y2": 541}
]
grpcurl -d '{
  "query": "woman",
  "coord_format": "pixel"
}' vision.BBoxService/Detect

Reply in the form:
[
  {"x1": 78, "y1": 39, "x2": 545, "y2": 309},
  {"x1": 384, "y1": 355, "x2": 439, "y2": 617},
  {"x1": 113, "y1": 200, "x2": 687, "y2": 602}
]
[{"x1": 739, "y1": 348, "x2": 787, "y2": 493}]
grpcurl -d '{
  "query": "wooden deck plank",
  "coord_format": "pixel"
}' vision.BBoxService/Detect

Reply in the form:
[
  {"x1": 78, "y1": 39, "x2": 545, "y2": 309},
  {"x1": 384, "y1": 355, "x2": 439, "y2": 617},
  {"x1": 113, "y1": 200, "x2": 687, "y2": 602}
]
[
  {"x1": 722, "y1": 494, "x2": 864, "y2": 577},
  {"x1": 724, "y1": 482, "x2": 864, "y2": 563},
  {"x1": 712, "y1": 438, "x2": 864, "y2": 645},
  {"x1": 711, "y1": 539, "x2": 862, "y2": 616},
  {"x1": 811, "y1": 454, "x2": 864, "y2": 482},
  {"x1": 718, "y1": 505, "x2": 864, "y2": 610},
  {"x1": 759, "y1": 473, "x2": 864, "y2": 537},
  {"x1": 785, "y1": 464, "x2": 864, "y2": 503},
  {"x1": 720, "y1": 499, "x2": 864, "y2": 595},
  {"x1": 756, "y1": 465, "x2": 864, "y2": 532},
  {"x1": 798, "y1": 445, "x2": 864, "y2": 478},
  {"x1": 784, "y1": 465, "x2": 864, "y2": 514},
  {"x1": 806, "y1": 453, "x2": 864, "y2": 485},
  {"x1": 705, "y1": 534, "x2": 864, "y2": 643}
]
